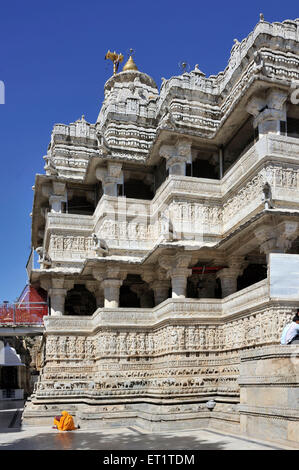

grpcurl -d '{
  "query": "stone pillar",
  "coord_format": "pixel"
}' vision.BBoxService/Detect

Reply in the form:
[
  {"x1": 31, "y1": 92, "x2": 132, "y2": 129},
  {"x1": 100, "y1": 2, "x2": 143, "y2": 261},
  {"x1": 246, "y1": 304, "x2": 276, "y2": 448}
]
[
  {"x1": 48, "y1": 278, "x2": 73, "y2": 316},
  {"x1": 159, "y1": 253, "x2": 192, "y2": 299},
  {"x1": 103, "y1": 279, "x2": 122, "y2": 308},
  {"x1": 216, "y1": 270, "x2": 238, "y2": 298},
  {"x1": 92, "y1": 267, "x2": 124, "y2": 308},
  {"x1": 255, "y1": 221, "x2": 299, "y2": 264},
  {"x1": 48, "y1": 288, "x2": 67, "y2": 316},
  {"x1": 217, "y1": 257, "x2": 247, "y2": 298},
  {"x1": 246, "y1": 89, "x2": 288, "y2": 138},
  {"x1": 96, "y1": 162, "x2": 123, "y2": 197},
  {"x1": 159, "y1": 138, "x2": 192, "y2": 176},
  {"x1": 151, "y1": 280, "x2": 170, "y2": 305},
  {"x1": 49, "y1": 182, "x2": 67, "y2": 213},
  {"x1": 171, "y1": 268, "x2": 192, "y2": 298}
]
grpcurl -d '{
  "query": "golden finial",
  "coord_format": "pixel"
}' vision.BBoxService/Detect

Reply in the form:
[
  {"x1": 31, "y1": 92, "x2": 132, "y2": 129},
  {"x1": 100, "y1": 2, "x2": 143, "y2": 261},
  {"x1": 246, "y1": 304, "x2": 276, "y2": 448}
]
[
  {"x1": 123, "y1": 48, "x2": 138, "y2": 72},
  {"x1": 105, "y1": 50, "x2": 124, "y2": 75}
]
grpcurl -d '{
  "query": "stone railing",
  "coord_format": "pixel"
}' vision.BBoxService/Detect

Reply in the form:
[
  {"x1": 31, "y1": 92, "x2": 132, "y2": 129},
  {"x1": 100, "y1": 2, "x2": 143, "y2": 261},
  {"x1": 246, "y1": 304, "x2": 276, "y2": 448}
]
[
  {"x1": 52, "y1": 121, "x2": 97, "y2": 141},
  {"x1": 43, "y1": 283, "x2": 294, "y2": 357},
  {"x1": 44, "y1": 278, "x2": 279, "y2": 332},
  {"x1": 43, "y1": 135, "x2": 299, "y2": 259},
  {"x1": 222, "y1": 279, "x2": 270, "y2": 317},
  {"x1": 46, "y1": 213, "x2": 94, "y2": 233}
]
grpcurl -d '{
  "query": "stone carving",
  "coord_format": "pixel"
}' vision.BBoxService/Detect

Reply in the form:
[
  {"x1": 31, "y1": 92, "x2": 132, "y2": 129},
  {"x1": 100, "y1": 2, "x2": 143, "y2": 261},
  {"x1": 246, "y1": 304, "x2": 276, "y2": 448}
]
[{"x1": 24, "y1": 18, "x2": 299, "y2": 437}]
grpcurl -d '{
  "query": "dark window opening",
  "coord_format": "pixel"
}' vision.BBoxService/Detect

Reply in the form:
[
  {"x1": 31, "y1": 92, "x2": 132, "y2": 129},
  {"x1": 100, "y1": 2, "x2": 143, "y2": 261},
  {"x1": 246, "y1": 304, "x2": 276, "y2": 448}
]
[
  {"x1": 186, "y1": 273, "x2": 221, "y2": 299},
  {"x1": 120, "y1": 274, "x2": 154, "y2": 308},
  {"x1": 223, "y1": 118, "x2": 255, "y2": 173},
  {"x1": 119, "y1": 285, "x2": 140, "y2": 308},
  {"x1": 186, "y1": 163, "x2": 192, "y2": 177},
  {"x1": 117, "y1": 184, "x2": 124, "y2": 196},
  {"x1": 154, "y1": 159, "x2": 167, "y2": 191},
  {"x1": 191, "y1": 158, "x2": 219, "y2": 179},
  {"x1": 67, "y1": 196, "x2": 95, "y2": 215},
  {"x1": 65, "y1": 285, "x2": 97, "y2": 315},
  {"x1": 237, "y1": 264, "x2": 267, "y2": 291},
  {"x1": 287, "y1": 117, "x2": 299, "y2": 139},
  {"x1": 0, "y1": 366, "x2": 18, "y2": 389},
  {"x1": 280, "y1": 121, "x2": 287, "y2": 136},
  {"x1": 123, "y1": 179, "x2": 154, "y2": 200}
]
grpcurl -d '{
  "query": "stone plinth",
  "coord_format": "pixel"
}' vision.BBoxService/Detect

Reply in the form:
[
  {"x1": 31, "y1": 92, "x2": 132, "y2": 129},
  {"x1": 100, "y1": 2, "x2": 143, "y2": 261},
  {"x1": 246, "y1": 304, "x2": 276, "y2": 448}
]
[{"x1": 239, "y1": 345, "x2": 299, "y2": 449}]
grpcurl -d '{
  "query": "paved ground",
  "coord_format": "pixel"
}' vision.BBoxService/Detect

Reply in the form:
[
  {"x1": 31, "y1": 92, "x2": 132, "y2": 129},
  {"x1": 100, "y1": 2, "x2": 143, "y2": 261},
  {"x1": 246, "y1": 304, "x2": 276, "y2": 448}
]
[{"x1": 0, "y1": 400, "x2": 294, "y2": 451}]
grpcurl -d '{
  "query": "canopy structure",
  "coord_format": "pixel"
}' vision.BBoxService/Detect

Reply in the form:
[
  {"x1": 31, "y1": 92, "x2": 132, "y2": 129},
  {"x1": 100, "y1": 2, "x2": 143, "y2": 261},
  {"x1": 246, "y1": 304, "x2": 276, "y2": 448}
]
[
  {"x1": 0, "y1": 343, "x2": 24, "y2": 367},
  {"x1": 17, "y1": 284, "x2": 47, "y2": 304}
]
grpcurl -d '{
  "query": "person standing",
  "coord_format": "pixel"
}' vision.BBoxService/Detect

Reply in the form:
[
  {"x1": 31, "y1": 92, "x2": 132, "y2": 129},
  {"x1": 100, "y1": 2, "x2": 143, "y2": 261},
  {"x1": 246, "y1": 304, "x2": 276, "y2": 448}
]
[{"x1": 280, "y1": 312, "x2": 299, "y2": 345}]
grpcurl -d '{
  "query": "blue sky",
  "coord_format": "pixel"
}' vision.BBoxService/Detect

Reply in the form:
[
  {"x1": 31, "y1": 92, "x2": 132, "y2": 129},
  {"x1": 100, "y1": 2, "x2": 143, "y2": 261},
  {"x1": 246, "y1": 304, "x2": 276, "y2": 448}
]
[{"x1": 0, "y1": 0, "x2": 298, "y2": 302}]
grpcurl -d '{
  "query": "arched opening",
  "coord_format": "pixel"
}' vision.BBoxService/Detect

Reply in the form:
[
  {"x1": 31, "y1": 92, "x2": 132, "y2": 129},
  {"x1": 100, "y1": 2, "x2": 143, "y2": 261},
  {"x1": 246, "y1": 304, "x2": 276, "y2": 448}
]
[
  {"x1": 186, "y1": 149, "x2": 220, "y2": 179},
  {"x1": 67, "y1": 196, "x2": 95, "y2": 215},
  {"x1": 120, "y1": 285, "x2": 140, "y2": 308},
  {"x1": 65, "y1": 186, "x2": 98, "y2": 215},
  {"x1": 120, "y1": 274, "x2": 154, "y2": 308},
  {"x1": 123, "y1": 170, "x2": 155, "y2": 200},
  {"x1": 187, "y1": 264, "x2": 223, "y2": 299},
  {"x1": 124, "y1": 179, "x2": 154, "y2": 199},
  {"x1": 64, "y1": 285, "x2": 97, "y2": 315},
  {"x1": 237, "y1": 264, "x2": 267, "y2": 291}
]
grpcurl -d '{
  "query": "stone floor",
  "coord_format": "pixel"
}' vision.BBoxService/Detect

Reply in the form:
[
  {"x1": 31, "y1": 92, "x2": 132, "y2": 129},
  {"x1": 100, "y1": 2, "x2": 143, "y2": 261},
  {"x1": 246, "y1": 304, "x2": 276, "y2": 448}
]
[{"x1": 0, "y1": 400, "x2": 295, "y2": 451}]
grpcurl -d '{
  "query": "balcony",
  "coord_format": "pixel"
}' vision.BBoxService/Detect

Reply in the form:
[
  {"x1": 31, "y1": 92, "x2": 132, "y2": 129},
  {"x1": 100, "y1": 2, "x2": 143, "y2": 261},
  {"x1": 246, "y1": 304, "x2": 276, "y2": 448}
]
[
  {"x1": 42, "y1": 134, "x2": 299, "y2": 263},
  {"x1": 43, "y1": 275, "x2": 296, "y2": 356},
  {"x1": 44, "y1": 278, "x2": 267, "y2": 327}
]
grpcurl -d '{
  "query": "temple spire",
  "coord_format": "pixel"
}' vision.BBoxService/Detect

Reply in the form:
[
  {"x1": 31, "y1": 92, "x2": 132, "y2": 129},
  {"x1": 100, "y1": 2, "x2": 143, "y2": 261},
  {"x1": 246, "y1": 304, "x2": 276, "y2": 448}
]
[{"x1": 123, "y1": 49, "x2": 138, "y2": 71}]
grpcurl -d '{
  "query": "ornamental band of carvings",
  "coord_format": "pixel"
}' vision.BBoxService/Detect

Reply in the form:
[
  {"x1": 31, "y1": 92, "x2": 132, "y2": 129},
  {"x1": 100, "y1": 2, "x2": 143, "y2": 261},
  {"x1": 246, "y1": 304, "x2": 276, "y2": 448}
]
[
  {"x1": 44, "y1": 308, "x2": 292, "y2": 360},
  {"x1": 48, "y1": 165, "x2": 299, "y2": 255}
]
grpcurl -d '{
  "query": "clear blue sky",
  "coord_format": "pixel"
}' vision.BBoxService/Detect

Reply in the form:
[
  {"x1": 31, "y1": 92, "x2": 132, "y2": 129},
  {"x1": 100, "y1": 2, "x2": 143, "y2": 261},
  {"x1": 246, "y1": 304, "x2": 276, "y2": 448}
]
[{"x1": 0, "y1": 0, "x2": 297, "y2": 302}]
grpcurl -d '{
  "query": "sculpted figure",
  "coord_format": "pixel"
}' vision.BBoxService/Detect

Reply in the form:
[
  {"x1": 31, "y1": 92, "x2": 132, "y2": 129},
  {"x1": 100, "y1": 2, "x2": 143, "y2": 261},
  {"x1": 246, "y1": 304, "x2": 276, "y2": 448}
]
[
  {"x1": 92, "y1": 233, "x2": 109, "y2": 256},
  {"x1": 262, "y1": 182, "x2": 274, "y2": 209}
]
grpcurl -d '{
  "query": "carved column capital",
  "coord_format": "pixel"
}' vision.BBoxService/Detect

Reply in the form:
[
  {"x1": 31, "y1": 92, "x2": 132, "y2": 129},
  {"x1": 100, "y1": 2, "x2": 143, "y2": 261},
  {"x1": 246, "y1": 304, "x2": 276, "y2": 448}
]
[
  {"x1": 246, "y1": 88, "x2": 288, "y2": 136},
  {"x1": 95, "y1": 162, "x2": 123, "y2": 196},
  {"x1": 51, "y1": 278, "x2": 65, "y2": 289},
  {"x1": 92, "y1": 268, "x2": 105, "y2": 282},
  {"x1": 39, "y1": 278, "x2": 52, "y2": 292},
  {"x1": 159, "y1": 138, "x2": 192, "y2": 176},
  {"x1": 159, "y1": 253, "x2": 192, "y2": 297},
  {"x1": 255, "y1": 221, "x2": 299, "y2": 261},
  {"x1": 52, "y1": 181, "x2": 66, "y2": 196},
  {"x1": 159, "y1": 253, "x2": 192, "y2": 275},
  {"x1": 140, "y1": 269, "x2": 155, "y2": 285},
  {"x1": 216, "y1": 256, "x2": 247, "y2": 298}
]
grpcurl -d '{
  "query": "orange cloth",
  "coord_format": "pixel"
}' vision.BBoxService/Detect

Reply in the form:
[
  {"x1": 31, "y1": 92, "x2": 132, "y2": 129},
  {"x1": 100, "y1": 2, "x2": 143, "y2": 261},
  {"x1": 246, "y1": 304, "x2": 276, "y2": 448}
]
[{"x1": 53, "y1": 411, "x2": 76, "y2": 431}]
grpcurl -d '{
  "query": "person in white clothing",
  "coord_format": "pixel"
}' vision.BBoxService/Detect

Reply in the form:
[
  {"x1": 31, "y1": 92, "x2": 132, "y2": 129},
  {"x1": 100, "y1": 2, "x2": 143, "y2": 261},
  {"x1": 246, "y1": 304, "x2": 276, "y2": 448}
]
[{"x1": 280, "y1": 313, "x2": 299, "y2": 345}]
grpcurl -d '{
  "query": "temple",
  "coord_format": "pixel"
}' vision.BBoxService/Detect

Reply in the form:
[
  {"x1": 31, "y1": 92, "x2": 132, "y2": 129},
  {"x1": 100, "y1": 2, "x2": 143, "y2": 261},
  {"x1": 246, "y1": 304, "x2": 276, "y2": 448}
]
[{"x1": 23, "y1": 17, "x2": 299, "y2": 447}]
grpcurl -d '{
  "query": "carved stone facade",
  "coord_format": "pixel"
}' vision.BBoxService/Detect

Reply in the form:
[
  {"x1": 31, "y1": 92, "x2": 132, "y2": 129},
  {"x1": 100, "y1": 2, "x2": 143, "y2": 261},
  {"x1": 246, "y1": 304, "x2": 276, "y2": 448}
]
[{"x1": 24, "y1": 18, "x2": 299, "y2": 446}]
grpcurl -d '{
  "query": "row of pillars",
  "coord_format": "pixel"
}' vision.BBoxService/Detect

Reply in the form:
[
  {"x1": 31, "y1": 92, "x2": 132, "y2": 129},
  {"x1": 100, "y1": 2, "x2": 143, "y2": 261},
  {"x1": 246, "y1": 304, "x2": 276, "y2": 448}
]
[
  {"x1": 44, "y1": 256, "x2": 245, "y2": 316},
  {"x1": 44, "y1": 220, "x2": 299, "y2": 316},
  {"x1": 43, "y1": 88, "x2": 289, "y2": 215}
]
